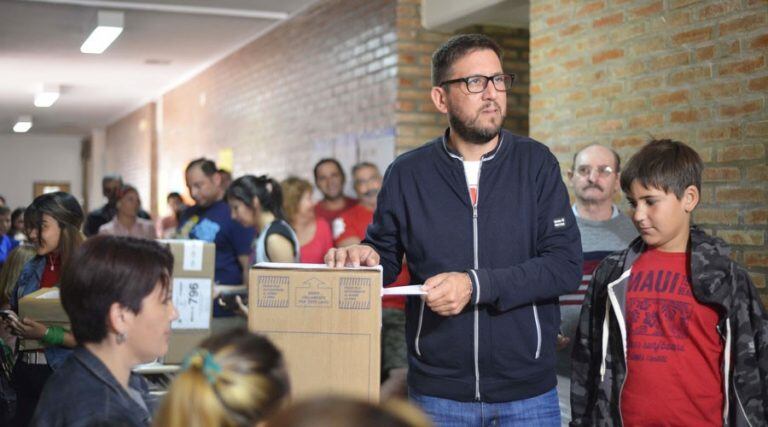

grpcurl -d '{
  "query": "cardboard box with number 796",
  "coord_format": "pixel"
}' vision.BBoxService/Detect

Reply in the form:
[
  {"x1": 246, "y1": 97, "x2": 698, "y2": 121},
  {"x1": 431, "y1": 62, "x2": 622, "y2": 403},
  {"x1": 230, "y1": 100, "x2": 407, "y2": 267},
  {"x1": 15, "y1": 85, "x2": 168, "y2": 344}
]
[{"x1": 159, "y1": 239, "x2": 215, "y2": 364}]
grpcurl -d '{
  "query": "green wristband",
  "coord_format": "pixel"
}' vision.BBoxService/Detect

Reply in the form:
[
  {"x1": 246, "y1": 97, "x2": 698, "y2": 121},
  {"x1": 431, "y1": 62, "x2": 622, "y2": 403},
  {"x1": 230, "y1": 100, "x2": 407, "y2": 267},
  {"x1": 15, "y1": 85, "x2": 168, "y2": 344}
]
[{"x1": 41, "y1": 326, "x2": 65, "y2": 346}]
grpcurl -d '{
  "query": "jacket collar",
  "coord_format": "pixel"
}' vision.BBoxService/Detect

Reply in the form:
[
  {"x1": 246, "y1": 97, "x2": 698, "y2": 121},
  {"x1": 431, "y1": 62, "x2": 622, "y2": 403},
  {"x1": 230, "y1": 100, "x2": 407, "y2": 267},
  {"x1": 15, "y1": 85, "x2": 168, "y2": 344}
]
[
  {"x1": 30, "y1": 254, "x2": 46, "y2": 276},
  {"x1": 73, "y1": 347, "x2": 149, "y2": 412},
  {"x1": 440, "y1": 127, "x2": 506, "y2": 162}
]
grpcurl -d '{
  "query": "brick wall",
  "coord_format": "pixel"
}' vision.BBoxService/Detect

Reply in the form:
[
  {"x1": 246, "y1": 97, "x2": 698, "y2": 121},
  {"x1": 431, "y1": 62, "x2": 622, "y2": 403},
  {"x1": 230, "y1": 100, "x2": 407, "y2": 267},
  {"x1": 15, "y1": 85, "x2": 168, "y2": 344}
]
[
  {"x1": 156, "y1": 0, "x2": 398, "y2": 209},
  {"x1": 106, "y1": 0, "x2": 531, "y2": 216},
  {"x1": 105, "y1": 103, "x2": 156, "y2": 216},
  {"x1": 395, "y1": 0, "x2": 530, "y2": 153},
  {"x1": 529, "y1": 0, "x2": 768, "y2": 300}
]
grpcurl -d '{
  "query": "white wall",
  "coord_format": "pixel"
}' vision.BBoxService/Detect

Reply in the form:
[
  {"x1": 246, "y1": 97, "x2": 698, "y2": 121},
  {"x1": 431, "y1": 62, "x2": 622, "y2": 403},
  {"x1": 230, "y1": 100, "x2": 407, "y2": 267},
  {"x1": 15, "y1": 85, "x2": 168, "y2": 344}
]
[
  {"x1": 0, "y1": 134, "x2": 83, "y2": 209},
  {"x1": 88, "y1": 129, "x2": 107, "y2": 212}
]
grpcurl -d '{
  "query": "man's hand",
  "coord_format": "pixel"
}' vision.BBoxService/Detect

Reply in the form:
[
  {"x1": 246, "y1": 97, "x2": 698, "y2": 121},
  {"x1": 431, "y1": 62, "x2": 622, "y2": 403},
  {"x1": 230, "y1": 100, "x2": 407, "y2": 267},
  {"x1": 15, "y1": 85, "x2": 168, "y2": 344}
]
[
  {"x1": 422, "y1": 272, "x2": 473, "y2": 316},
  {"x1": 324, "y1": 245, "x2": 380, "y2": 268}
]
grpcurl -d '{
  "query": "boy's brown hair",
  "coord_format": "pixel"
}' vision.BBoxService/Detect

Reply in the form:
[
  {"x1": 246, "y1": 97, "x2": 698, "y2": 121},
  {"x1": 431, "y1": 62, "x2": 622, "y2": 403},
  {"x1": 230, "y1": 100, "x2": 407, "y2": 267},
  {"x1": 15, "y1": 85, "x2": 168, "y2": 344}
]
[{"x1": 620, "y1": 139, "x2": 703, "y2": 199}]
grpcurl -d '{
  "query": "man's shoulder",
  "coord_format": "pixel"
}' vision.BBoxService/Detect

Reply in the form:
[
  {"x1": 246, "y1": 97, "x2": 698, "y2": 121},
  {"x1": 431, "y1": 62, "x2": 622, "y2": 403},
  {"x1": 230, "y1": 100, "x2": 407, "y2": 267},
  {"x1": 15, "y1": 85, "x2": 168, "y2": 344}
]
[
  {"x1": 390, "y1": 138, "x2": 441, "y2": 168},
  {"x1": 499, "y1": 130, "x2": 555, "y2": 162}
]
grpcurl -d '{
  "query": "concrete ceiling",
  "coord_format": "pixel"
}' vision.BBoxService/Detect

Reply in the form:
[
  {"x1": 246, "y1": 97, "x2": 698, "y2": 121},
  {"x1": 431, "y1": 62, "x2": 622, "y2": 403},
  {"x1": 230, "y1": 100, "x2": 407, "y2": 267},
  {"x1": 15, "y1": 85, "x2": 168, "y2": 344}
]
[
  {"x1": 421, "y1": 0, "x2": 530, "y2": 32},
  {"x1": 0, "y1": 0, "x2": 317, "y2": 137}
]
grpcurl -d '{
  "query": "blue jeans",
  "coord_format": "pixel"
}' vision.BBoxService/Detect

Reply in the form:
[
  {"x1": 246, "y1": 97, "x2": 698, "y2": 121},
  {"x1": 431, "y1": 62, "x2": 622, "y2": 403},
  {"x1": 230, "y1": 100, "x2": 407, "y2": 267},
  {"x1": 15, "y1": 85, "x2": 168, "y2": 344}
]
[{"x1": 409, "y1": 387, "x2": 561, "y2": 427}]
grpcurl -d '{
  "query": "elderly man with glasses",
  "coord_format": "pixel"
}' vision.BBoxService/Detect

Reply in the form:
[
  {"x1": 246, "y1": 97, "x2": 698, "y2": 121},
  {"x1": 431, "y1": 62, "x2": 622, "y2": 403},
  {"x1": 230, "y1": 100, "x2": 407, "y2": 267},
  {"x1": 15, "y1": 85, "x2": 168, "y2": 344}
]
[
  {"x1": 326, "y1": 34, "x2": 582, "y2": 426},
  {"x1": 556, "y1": 144, "x2": 638, "y2": 423}
]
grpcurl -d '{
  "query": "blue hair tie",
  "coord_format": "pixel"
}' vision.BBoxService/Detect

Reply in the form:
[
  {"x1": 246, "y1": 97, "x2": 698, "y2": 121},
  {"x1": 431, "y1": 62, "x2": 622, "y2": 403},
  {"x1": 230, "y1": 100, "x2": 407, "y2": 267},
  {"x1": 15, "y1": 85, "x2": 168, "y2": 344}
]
[{"x1": 182, "y1": 349, "x2": 222, "y2": 385}]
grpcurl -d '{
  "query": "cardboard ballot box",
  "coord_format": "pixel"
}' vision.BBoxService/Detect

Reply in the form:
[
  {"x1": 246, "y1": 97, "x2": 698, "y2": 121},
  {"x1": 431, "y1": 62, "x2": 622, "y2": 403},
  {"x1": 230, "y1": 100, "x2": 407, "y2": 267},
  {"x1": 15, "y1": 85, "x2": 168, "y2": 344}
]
[
  {"x1": 159, "y1": 239, "x2": 215, "y2": 364},
  {"x1": 249, "y1": 263, "x2": 382, "y2": 402},
  {"x1": 18, "y1": 288, "x2": 69, "y2": 351}
]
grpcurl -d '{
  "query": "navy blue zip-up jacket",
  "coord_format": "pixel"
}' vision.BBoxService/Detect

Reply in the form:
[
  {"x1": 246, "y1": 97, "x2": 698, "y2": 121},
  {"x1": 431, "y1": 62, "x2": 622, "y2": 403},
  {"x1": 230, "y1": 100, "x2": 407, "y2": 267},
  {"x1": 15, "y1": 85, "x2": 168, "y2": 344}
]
[{"x1": 364, "y1": 129, "x2": 583, "y2": 403}]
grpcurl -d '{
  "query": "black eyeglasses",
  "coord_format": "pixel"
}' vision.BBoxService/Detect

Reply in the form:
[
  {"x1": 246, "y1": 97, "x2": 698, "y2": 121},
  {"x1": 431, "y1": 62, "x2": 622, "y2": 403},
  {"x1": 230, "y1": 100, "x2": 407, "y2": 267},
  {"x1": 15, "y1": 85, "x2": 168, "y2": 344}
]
[{"x1": 439, "y1": 73, "x2": 515, "y2": 93}]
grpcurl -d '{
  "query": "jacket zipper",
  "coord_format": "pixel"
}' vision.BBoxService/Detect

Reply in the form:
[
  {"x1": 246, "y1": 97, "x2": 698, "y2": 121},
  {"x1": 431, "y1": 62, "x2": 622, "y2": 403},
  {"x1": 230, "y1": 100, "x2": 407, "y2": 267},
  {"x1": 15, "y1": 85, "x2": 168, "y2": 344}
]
[
  {"x1": 472, "y1": 203, "x2": 481, "y2": 400},
  {"x1": 470, "y1": 157, "x2": 484, "y2": 401},
  {"x1": 429, "y1": 140, "x2": 488, "y2": 401}
]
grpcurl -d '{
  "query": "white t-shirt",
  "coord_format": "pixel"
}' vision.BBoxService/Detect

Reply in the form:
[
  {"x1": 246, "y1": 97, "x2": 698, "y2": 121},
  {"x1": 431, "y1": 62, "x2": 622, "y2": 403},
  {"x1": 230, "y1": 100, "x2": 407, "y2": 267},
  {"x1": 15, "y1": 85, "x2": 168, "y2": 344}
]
[{"x1": 463, "y1": 160, "x2": 481, "y2": 206}]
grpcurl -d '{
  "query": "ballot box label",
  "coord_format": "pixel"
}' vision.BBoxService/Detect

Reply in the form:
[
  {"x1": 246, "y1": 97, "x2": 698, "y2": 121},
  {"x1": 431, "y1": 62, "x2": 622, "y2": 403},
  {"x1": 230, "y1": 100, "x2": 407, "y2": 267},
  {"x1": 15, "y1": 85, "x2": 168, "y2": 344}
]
[
  {"x1": 295, "y1": 277, "x2": 332, "y2": 308},
  {"x1": 257, "y1": 275, "x2": 290, "y2": 308},
  {"x1": 339, "y1": 277, "x2": 371, "y2": 310}
]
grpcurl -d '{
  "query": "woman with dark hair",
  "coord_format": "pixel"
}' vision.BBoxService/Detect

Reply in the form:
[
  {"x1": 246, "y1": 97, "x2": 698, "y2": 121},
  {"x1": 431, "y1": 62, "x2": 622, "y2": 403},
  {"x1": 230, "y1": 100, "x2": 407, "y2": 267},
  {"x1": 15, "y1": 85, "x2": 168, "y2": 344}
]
[
  {"x1": 226, "y1": 175, "x2": 300, "y2": 264},
  {"x1": 2, "y1": 191, "x2": 83, "y2": 426},
  {"x1": 32, "y1": 235, "x2": 178, "y2": 427},
  {"x1": 99, "y1": 184, "x2": 156, "y2": 240},
  {"x1": 154, "y1": 328, "x2": 289, "y2": 427}
]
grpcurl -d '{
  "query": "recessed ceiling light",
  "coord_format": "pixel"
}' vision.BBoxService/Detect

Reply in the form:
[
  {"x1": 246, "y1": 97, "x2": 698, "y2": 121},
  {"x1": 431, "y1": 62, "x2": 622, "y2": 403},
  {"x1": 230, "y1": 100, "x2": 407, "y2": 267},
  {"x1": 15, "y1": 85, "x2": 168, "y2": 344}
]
[
  {"x1": 13, "y1": 115, "x2": 32, "y2": 133},
  {"x1": 34, "y1": 84, "x2": 60, "y2": 108},
  {"x1": 81, "y1": 11, "x2": 124, "y2": 54}
]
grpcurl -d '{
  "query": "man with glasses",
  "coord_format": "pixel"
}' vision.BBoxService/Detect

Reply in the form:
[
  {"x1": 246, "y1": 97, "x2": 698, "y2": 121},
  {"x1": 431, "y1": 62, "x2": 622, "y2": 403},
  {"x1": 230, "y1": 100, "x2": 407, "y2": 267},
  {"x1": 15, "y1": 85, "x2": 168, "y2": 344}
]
[
  {"x1": 557, "y1": 144, "x2": 638, "y2": 422},
  {"x1": 326, "y1": 34, "x2": 582, "y2": 425}
]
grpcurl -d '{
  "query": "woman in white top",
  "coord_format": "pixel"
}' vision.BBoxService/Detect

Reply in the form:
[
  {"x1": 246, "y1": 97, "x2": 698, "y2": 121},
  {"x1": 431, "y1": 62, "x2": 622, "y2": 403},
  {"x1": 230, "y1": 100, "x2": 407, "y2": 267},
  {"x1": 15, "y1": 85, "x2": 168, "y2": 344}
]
[
  {"x1": 225, "y1": 175, "x2": 299, "y2": 264},
  {"x1": 99, "y1": 185, "x2": 156, "y2": 240}
]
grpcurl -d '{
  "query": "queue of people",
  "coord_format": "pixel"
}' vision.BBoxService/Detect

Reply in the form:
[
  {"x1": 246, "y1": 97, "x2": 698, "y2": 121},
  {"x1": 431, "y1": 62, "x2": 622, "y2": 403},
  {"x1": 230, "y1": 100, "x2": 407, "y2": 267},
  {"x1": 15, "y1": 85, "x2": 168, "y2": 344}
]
[{"x1": 0, "y1": 32, "x2": 765, "y2": 427}]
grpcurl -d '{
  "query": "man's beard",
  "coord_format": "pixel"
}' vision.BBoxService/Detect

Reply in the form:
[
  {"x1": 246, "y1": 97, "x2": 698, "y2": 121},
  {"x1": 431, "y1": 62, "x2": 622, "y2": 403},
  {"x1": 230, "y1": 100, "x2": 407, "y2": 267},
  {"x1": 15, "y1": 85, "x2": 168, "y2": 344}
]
[{"x1": 448, "y1": 102, "x2": 503, "y2": 145}]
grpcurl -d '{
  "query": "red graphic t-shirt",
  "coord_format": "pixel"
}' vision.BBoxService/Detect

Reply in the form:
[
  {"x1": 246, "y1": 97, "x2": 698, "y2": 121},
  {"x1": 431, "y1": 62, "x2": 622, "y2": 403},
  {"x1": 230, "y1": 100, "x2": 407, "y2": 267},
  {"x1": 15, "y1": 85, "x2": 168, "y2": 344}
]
[{"x1": 621, "y1": 249, "x2": 724, "y2": 426}]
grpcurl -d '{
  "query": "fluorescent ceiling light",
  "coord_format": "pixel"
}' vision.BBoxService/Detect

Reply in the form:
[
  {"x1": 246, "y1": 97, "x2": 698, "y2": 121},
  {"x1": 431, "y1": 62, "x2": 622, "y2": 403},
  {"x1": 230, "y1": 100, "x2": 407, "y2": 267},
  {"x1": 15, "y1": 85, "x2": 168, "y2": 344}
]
[
  {"x1": 80, "y1": 11, "x2": 124, "y2": 54},
  {"x1": 34, "y1": 84, "x2": 60, "y2": 108},
  {"x1": 13, "y1": 116, "x2": 33, "y2": 133}
]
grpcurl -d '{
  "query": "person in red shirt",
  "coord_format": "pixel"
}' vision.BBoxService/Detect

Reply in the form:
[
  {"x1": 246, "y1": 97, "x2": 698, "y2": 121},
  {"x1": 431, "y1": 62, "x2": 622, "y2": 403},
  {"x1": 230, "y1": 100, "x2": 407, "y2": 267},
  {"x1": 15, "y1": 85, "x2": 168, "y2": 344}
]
[
  {"x1": 571, "y1": 139, "x2": 768, "y2": 426},
  {"x1": 313, "y1": 158, "x2": 357, "y2": 224},
  {"x1": 333, "y1": 162, "x2": 410, "y2": 399},
  {"x1": 281, "y1": 176, "x2": 334, "y2": 264}
]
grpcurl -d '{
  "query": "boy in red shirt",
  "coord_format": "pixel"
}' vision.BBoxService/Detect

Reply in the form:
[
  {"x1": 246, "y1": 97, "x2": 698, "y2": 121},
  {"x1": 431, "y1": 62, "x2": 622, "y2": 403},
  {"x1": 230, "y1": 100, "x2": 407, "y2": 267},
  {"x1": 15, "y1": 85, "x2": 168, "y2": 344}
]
[{"x1": 571, "y1": 139, "x2": 768, "y2": 426}]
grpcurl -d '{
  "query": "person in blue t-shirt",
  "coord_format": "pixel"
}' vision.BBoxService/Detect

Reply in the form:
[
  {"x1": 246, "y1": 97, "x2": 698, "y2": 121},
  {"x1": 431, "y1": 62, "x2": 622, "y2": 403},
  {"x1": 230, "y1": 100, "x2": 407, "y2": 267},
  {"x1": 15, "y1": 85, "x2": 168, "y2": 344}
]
[{"x1": 177, "y1": 158, "x2": 255, "y2": 328}]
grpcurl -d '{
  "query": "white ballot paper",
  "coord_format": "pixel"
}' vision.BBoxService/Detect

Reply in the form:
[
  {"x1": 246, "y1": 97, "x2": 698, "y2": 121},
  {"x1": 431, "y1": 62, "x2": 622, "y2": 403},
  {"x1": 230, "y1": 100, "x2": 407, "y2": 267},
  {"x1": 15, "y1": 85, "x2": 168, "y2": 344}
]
[
  {"x1": 382, "y1": 285, "x2": 426, "y2": 296},
  {"x1": 171, "y1": 277, "x2": 212, "y2": 329}
]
